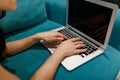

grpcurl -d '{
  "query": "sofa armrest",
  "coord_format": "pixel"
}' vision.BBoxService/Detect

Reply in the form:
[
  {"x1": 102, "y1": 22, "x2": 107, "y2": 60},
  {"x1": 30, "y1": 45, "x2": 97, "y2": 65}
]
[
  {"x1": 109, "y1": 9, "x2": 120, "y2": 51},
  {"x1": 45, "y1": 0, "x2": 67, "y2": 25}
]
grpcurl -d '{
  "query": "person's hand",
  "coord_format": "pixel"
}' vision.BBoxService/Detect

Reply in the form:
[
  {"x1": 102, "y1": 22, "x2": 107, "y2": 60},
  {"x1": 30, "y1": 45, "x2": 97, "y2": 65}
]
[
  {"x1": 35, "y1": 31, "x2": 67, "y2": 43},
  {"x1": 54, "y1": 38, "x2": 87, "y2": 58}
]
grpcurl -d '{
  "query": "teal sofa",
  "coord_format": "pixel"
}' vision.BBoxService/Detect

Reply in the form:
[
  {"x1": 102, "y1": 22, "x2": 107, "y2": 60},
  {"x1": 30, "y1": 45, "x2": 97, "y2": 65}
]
[
  {"x1": 0, "y1": 0, "x2": 120, "y2": 80},
  {"x1": 109, "y1": 9, "x2": 120, "y2": 52}
]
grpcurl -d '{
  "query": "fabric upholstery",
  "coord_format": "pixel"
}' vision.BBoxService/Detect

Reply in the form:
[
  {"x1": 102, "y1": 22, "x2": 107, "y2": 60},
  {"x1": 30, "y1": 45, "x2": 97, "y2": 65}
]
[
  {"x1": 45, "y1": 0, "x2": 67, "y2": 25},
  {"x1": 109, "y1": 9, "x2": 120, "y2": 51}
]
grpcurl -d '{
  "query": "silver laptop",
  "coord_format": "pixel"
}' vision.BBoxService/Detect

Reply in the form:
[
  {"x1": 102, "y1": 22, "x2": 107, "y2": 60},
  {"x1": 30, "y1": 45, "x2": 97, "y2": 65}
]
[{"x1": 41, "y1": 0, "x2": 118, "y2": 71}]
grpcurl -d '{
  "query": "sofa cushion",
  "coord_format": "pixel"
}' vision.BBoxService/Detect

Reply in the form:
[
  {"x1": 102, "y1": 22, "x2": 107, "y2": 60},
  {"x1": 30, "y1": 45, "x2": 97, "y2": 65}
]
[{"x1": 0, "y1": 0, "x2": 47, "y2": 33}]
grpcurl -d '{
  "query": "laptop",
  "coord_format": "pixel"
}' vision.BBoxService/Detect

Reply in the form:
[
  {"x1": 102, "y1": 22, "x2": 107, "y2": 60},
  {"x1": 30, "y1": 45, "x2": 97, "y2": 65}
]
[{"x1": 41, "y1": 0, "x2": 118, "y2": 71}]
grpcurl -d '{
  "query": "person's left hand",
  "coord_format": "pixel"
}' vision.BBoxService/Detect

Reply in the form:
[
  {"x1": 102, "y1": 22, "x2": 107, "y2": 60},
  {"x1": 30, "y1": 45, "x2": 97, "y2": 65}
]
[{"x1": 35, "y1": 31, "x2": 68, "y2": 43}]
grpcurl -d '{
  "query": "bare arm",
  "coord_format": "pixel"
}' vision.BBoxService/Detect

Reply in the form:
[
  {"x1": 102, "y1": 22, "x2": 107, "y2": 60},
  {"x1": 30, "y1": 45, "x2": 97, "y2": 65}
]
[
  {"x1": 30, "y1": 51, "x2": 64, "y2": 80},
  {"x1": 5, "y1": 31, "x2": 66, "y2": 57},
  {"x1": 0, "y1": 52, "x2": 62, "y2": 80},
  {"x1": 6, "y1": 35, "x2": 39, "y2": 56},
  {"x1": 31, "y1": 38, "x2": 86, "y2": 80},
  {"x1": 0, "y1": 52, "x2": 63, "y2": 80},
  {"x1": 0, "y1": 38, "x2": 86, "y2": 80},
  {"x1": 0, "y1": 31, "x2": 67, "y2": 80}
]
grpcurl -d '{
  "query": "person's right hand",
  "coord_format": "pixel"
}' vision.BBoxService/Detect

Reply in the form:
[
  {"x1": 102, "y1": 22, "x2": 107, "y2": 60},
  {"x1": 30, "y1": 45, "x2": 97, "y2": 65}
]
[{"x1": 54, "y1": 38, "x2": 87, "y2": 58}]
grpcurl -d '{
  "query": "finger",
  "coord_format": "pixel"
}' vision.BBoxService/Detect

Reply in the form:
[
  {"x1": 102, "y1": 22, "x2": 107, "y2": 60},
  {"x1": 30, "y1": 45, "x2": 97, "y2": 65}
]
[
  {"x1": 75, "y1": 49, "x2": 87, "y2": 54},
  {"x1": 70, "y1": 38, "x2": 80, "y2": 42},
  {"x1": 55, "y1": 32, "x2": 68, "y2": 39},
  {"x1": 52, "y1": 37, "x2": 65, "y2": 41},
  {"x1": 75, "y1": 44, "x2": 86, "y2": 48},
  {"x1": 74, "y1": 41, "x2": 84, "y2": 45}
]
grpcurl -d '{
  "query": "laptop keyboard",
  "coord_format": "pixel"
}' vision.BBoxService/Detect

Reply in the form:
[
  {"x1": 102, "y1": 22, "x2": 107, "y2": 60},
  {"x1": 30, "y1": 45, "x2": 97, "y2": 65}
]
[{"x1": 58, "y1": 28, "x2": 98, "y2": 58}]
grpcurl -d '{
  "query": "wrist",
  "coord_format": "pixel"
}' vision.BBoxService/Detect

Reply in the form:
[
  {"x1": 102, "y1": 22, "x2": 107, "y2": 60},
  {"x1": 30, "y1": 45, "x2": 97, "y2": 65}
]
[
  {"x1": 35, "y1": 33, "x2": 45, "y2": 41},
  {"x1": 30, "y1": 34, "x2": 41, "y2": 43},
  {"x1": 53, "y1": 50, "x2": 66, "y2": 61}
]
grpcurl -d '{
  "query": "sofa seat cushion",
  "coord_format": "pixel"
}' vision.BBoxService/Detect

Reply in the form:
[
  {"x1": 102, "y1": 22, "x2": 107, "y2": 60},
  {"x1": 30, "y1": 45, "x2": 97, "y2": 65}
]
[
  {"x1": 2, "y1": 20, "x2": 62, "y2": 80},
  {"x1": 0, "y1": 0, "x2": 47, "y2": 34}
]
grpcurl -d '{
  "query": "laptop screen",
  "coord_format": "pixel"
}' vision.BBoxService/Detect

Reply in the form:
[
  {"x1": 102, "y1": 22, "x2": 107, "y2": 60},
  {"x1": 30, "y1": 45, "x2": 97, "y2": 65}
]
[{"x1": 68, "y1": 0, "x2": 113, "y2": 44}]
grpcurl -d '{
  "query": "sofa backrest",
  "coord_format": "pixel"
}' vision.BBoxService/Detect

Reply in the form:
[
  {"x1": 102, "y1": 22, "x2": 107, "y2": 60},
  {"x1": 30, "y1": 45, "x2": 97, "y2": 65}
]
[
  {"x1": 109, "y1": 9, "x2": 120, "y2": 51},
  {"x1": 45, "y1": 0, "x2": 67, "y2": 25},
  {"x1": 0, "y1": 0, "x2": 47, "y2": 34}
]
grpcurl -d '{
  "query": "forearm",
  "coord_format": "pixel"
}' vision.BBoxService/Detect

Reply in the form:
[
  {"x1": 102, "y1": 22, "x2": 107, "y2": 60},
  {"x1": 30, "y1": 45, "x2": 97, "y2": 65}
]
[
  {"x1": 31, "y1": 51, "x2": 64, "y2": 80},
  {"x1": 6, "y1": 35, "x2": 40, "y2": 56}
]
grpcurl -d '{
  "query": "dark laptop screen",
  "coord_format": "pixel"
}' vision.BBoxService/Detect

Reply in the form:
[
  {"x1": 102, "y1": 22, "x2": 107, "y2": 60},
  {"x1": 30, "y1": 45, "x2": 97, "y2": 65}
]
[{"x1": 68, "y1": 0, "x2": 113, "y2": 44}]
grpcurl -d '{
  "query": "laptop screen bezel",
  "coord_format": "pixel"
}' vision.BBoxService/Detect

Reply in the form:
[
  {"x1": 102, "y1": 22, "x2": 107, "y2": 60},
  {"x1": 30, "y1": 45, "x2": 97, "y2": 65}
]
[{"x1": 66, "y1": 0, "x2": 118, "y2": 49}]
